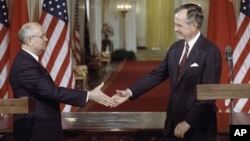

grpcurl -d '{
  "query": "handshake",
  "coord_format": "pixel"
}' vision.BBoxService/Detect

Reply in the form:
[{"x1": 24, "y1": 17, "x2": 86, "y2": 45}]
[{"x1": 88, "y1": 82, "x2": 130, "y2": 108}]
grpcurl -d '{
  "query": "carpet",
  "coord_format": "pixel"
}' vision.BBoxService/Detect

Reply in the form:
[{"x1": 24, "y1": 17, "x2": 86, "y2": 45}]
[
  {"x1": 79, "y1": 60, "x2": 228, "y2": 132},
  {"x1": 84, "y1": 60, "x2": 170, "y2": 112}
]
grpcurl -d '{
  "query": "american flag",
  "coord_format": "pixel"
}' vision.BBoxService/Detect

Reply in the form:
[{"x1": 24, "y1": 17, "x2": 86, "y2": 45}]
[
  {"x1": 39, "y1": 0, "x2": 75, "y2": 112},
  {"x1": 207, "y1": 0, "x2": 237, "y2": 112},
  {"x1": 73, "y1": 0, "x2": 81, "y2": 65},
  {"x1": 228, "y1": 0, "x2": 250, "y2": 112},
  {"x1": 0, "y1": 0, "x2": 10, "y2": 99}
]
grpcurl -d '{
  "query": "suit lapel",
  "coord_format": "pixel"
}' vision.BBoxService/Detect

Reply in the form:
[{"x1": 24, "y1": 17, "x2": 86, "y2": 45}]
[
  {"x1": 175, "y1": 35, "x2": 204, "y2": 85},
  {"x1": 178, "y1": 45, "x2": 199, "y2": 78},
  {"x1": 173, "y1": 41, "x2": 185, "y2": 84},
  {"x1": 20, "y1": 49, "x2": 49, "y2": 74}
]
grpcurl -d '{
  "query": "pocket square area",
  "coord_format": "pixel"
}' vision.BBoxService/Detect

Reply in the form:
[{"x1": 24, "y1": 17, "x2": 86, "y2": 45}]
[{"x1": 190, "y1": 63, "x2": 199, "y2": 67}]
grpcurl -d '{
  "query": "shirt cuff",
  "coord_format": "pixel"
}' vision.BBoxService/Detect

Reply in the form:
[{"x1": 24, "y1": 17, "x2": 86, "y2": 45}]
[
  {"x1": 126, "y1": 88, "x2": 133, "y2": 97},
  {"x1": 86, "y1": 91, "x2": 89, "y2": 102}
]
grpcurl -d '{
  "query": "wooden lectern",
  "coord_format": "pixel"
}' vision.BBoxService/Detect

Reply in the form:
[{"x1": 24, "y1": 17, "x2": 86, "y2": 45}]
[
  {"x1": 196, "y1": 83, "x2": 250, "y2": 125},
  {"x1": 196, "y1": 84, "x2": 250, "y2": 100},
  {"x1": 0, "y1": 97, "x2": 35, "y2": 114}
]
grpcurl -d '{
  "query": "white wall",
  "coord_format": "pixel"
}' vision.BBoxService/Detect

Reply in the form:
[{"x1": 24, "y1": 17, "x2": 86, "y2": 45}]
[
  {"x1": 102, "y1": 0, "x2": 137, "y2": 53},
  {"x1": 6, "y1": 0, "x2": 240, "y2": 54},
  {"x1": 136, "y1": 0, "x2": 146, "y2": 48}
]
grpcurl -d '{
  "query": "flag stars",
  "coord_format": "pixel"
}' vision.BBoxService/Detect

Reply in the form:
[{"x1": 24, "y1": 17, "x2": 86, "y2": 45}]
[
  {"x1": 43, "y1": 0, "x2": 68, "y2": 23},
  {"x1": 58, "y1": 11, "x2": 62, "y2": 16},
  {"x1": 0, "y1": 0, "x2": 9, "y2": 26},
  {"x1": 240, "y1": 0, "x2": 250, "y2": 17}
]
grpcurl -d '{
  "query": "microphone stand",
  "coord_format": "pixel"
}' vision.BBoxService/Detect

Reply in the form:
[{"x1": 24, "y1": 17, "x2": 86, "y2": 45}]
[
  {"x1": 228, "y1": 59, "x2": 234, "y2": 125},
  {"x1": 225, "y1": 46, "x2": 234, "y2": 124}
]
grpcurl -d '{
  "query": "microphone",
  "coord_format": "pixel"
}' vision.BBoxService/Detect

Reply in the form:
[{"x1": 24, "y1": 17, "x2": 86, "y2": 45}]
[
  {"x1": 225, "y1": 46, "x2": 234, "y2": 83},
  {"x1": 225, "y1": 46, "x2": 233, "y2": 68}
]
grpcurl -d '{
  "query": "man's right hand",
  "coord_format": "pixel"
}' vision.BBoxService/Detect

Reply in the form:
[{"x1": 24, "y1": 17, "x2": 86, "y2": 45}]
[
  {"x1": 111, "y1": 89, "x2": 130, "y2": 108},
  {"x1": 88, "y1": 82, "x2": 115, "y2": 107}
]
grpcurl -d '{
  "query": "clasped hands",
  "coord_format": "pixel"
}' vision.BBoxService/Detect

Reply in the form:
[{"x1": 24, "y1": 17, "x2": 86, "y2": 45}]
[
  {"x1": 88, "y1": 82, "x2": 130, "y2": 107},
  {"x1": 89, "y1": 83, "x2": 190, "y2": 138}
]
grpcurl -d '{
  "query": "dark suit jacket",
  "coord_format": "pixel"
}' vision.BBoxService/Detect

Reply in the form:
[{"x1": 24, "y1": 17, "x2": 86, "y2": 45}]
[
  {"x1": 9, "y1": 49, "x2": 88, "y2": 141},
  {"x1": 129, "y1": 35, "x2": 222, "y2": 141}
]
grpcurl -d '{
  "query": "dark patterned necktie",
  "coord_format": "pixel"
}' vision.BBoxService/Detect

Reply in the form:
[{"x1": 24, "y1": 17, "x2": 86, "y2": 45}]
[{"x1": 177, "y1": 43, "x2": 189, "y2": 78}]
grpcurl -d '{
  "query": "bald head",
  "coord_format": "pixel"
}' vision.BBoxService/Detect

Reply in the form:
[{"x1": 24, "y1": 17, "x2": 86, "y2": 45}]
[
  {"x1": 18, "y1": 22, "x2": 48, "y2": 55},
  {"x1": 18, "y1": 22, "x2": 42, "y2": 44}
]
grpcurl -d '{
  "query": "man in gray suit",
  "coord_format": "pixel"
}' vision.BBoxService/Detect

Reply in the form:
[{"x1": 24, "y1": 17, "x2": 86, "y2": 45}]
[
  {"x1": 111, "y1": 3, "x2": 222, "y2": 141},
  {"x1": 9, "y1": 22, "x2": 114, "y2": 141}
]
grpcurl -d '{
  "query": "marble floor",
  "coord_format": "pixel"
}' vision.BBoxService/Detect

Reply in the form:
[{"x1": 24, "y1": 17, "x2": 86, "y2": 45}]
[{"x1": 136, "y1": 48, "x2": 167, "y2": 61}]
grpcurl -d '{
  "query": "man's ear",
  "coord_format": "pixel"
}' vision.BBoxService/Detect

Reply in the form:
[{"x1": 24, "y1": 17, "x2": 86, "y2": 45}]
[
  {"x1": 192, "y1": 22, "x2": 198, "y2": 28},
  {"x1": 25, "y1": 37, "x2": 33, "y2": 45}
]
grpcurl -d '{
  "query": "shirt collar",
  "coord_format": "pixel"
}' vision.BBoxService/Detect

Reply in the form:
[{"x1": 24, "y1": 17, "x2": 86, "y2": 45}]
[
  {"x1": 21, "y1": 47, "x2": 39, "y2": 62},
  {"x1": 186, "y1": 32, "x2": 201, "y2": 49}
]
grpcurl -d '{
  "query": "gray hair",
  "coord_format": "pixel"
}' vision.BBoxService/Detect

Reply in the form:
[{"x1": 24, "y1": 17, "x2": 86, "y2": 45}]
[
  {"x1": 175, "y1": 3, "x2": 204, "y2": 29},
  {"x1": 18, "y1": 22, "x2": 40, "y2": 44}
]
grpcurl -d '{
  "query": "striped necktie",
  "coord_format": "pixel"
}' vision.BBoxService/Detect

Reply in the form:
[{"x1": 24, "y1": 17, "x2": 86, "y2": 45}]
[{"x1": 177, "y1": 43, "x2": 189, "y2": 78}]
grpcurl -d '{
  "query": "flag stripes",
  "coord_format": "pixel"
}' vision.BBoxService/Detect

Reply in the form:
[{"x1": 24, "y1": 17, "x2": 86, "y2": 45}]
[
  {"x1": 39, "y1": 0, "x2": 75, "y2": 112},
  {"x1": 73, "y1": 0, "x2": 81, "y2": 65},
  {"x1": 0, "y1": 0, "x2": 10, "y2": 100},
  {"x1": 73, "y1": 27, "x2": 81, "y2": 65},
  {"x1": 230, "y1": 0, "x2": 250, "y2": 112}
]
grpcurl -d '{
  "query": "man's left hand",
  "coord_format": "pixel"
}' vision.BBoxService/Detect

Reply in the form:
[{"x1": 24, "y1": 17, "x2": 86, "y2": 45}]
[{"x1": 174, "y1": 121, "x2": 191, "y2": 138}]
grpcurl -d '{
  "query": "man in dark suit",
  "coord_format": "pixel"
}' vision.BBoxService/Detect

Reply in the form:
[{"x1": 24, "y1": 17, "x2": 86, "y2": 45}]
[
  {"x1": 111, "y1": 3, "x2": 222, "y2": 141},
  {"x1": 9, "y1": 22, "x2": 114, "y2": 141}
]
